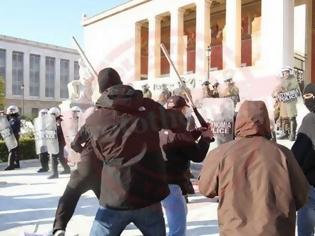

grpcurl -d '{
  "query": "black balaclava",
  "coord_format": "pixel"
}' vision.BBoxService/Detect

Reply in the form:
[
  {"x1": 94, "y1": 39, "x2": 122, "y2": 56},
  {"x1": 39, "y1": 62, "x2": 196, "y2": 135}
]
[
  {"x1": 303, "y1": 83, "x2": 315, "y2": 112},
  {"x1": 98, "y1": 67, "x2": 122, "y2": 93}
]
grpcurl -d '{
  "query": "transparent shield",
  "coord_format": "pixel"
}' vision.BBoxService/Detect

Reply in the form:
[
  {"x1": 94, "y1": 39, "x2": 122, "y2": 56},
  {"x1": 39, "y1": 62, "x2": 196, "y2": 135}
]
[{"x1": 0, "y1": 115, "x2": 18, "y2": 151}]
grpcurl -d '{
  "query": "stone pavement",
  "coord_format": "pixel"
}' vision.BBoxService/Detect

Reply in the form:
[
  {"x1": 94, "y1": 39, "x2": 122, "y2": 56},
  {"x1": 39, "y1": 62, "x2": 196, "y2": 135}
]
[{"x1": 0, "y1": 160, "x2": 219, "y2": 236}]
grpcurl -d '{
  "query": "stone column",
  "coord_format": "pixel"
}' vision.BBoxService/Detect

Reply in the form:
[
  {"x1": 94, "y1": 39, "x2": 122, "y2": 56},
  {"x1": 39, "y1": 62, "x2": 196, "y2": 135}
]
[
  {"x1": 69, "y1": 59, "x2": 74, "y2": 82},
  {"x1": 261, "y1": 0, "x2": 294, "y2": 72},
  {"x1": 134, "y1": 23, "x2": 142, "y2": 81},
  {"x1": 5, "y1": 49, "x2": 12, "y2": 97},
  {"x1": 148, "y1": 16, "x2": 161, "y2": 80},
  {"x1": 55, "y1": 58, "x2": 60, "y2": 100},
  {"x1": 223, "y1": 0, "x2": 241, "y2": 69},
  {"x1": 170, "y1": 8, "x2": 185, "y2": 79},
  {"x1": 40, "y1": 55, "x2": 46, "y2": 99},
  {"x1": 195, "y1": 0, "x2": 211, "y2": 79},
  {"x1": 24, "y1": 53, "x2": 30, "y2": 97},
  {"x1": 305, "y1": 0, "x2": 312, "y2": 84},
  {"x1": 183, "y1": 35, "x2": 188, "y2": 73},
  {"x1": 251, "y1": 16, "x2": 261, "y2": 66}
]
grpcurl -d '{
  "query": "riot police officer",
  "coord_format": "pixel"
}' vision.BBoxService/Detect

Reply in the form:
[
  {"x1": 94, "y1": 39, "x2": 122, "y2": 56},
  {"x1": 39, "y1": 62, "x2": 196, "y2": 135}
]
[
  {"x1": 274, "y1": 67, "x2": 300, "y2": 141},
  {"x1": 142, "y1": 84, "x2": 152, "y2": 99},
  {"x1": 202, "y1": 81, "x2": 212, "y2": 98},
  {"x1": 4, "y1": 105, "x2": 21, "y2": 170},
  {"x1": 158, "y1": 84, "x2": 172, "y2": 105},
  {"x1": 48, "y1": 107, "x2": 70, "y2": 179},
  {"x1": 36, "y1": 109, "x2": 50, "y2": 173},
  {"x1": 173, "y1": 81, "x2": 192, "y2": 103},
  {"x1": 220, "y1": 77, "x2": 240, "y2": 107}
]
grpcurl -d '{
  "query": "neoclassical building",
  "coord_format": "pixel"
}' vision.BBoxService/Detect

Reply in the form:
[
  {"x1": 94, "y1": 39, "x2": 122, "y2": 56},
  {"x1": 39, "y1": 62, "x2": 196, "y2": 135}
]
[
  {"x1": 0, "y1": 35, "x2": 80, "y2": 116},
  {"x1": 82, "y1": 0, "x2": 311, "y2": 105}
]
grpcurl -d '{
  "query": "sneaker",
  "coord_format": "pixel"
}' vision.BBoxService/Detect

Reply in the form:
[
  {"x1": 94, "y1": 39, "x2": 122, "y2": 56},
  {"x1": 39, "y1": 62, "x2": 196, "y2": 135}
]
[
  {"x1": 60, "y1": 169, "x2": 70, "y2": 175},
  {"x1": 48, "y1": 174, "x2": 59, "y2": 179},
  {"x1": 4, "y1": 166, "x2": 15, "y2": 171},
  {"x1": 14, "y1": 163, "x2": 20, "y2": 169}
]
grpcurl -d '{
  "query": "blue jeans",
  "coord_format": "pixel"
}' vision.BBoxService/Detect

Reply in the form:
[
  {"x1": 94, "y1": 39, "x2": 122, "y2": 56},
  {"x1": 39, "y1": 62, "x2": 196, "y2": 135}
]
[
  {"x1": 298, "y1": 186, "x2": 315, "y2": 236},
  {"x1": 90, "y1": 203, "x2": 166, "y2": 236},
  {"x1": 162, "y1": 184, "x2": 187, "y2": 236}
]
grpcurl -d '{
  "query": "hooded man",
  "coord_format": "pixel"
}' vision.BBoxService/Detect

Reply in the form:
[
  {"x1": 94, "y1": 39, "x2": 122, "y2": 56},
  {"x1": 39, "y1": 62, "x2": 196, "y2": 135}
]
[
  {"x1": 71, "y1": 67, "x2": 187, "y2": 236},
  {"x1": 199, "y1": 100, "x2": 309, "y2": 236},
  {"x1": 52, "y1": 68, "x2": 124, "y2": 236},
  {"x1": 291, "y1": 83, "x2": 315, "y2": 236}
]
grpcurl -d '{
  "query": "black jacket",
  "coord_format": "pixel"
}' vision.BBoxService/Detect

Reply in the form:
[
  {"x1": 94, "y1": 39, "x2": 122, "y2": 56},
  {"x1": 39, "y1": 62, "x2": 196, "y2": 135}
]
[
  {"x1": 56, "y1": 118, "x2": 66, "y2": 148},
  {"x1": 8, "y1": 114, "x2": 21, "y2": 140},
  {"x1": 159, "y1": 128, "x2": 211, "y2": 194},
  {"x1": 292, "y1": 112, "x2": 315, "y2": 186},
  {"x1": 72, "y1": 84, "x2": 187, "y2": 210}
]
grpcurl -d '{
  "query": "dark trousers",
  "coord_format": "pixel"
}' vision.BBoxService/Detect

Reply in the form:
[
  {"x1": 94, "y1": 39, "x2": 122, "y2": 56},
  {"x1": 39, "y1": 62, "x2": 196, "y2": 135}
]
[
  {"x1": 51, "y1": 146, "x2": 70, "y2": 176},
  {"x1": 7, "y1": 146, "x2": 20, "y2": 168},
  {"x1": 53, "y1": 148, "x2": 102, "y2": 233},
  {"x1": 39, "y1": 152, "x2": 49, "y2": 170}
]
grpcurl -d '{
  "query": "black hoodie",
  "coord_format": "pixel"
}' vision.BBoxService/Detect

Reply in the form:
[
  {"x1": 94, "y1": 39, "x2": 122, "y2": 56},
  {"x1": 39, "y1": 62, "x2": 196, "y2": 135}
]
[{"x1": 74, "y1": 84, "x2": 187, "y2": 209}]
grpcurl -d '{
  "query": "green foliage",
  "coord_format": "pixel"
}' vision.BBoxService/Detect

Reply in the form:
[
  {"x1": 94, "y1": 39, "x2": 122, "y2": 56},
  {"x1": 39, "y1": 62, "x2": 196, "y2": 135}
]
[{"x1": 0, "y1": 137, "x2": 37, "y2": 163}]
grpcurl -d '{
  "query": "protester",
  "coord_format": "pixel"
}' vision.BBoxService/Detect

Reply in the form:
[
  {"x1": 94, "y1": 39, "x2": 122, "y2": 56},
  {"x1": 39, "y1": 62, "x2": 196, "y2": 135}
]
[
  {"x1": 4, "y1": 105, "x2": 21, "y2": 170},
  {"x1": 52, "y1": 128, "x2": 102, "y2": 236},
  {"x1": 291, "y1": 83, "x2": 315, "y2": 236},
  {"x1": 47, "y1": 107, "x2": 70, "y2": 179},
  {"x1": 160, "y1": 95, "x2": 213, "y2": 236},
  {"x1": 71, "y1": 67, "x2": 187, "y2": 236},
  {"x1": 199, "y1": 100, "x2": 309, "y2": 236}
]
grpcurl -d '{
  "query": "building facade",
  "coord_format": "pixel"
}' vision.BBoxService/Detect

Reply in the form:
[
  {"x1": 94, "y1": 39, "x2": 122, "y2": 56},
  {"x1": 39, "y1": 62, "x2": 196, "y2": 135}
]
[
  {"x1": 82, "y1": 0, "x2": 312, "y2": 109},
  {"x1": 0, "y1": 34, "x2": 80, "y2": 116}
]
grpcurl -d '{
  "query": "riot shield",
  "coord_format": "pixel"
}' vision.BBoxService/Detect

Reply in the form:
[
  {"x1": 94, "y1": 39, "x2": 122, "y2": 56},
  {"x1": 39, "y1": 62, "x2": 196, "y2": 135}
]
[
  {"x1": 61, "y1": 110, "x2": 83, "y2": 164},
  {"x1": 45, "y1": 114, "x2": 59, "y2": 155},
  {"x1": 0, "y1": 115, "x2": 17, "y2": 151},
  {"x1": 33, "y1": 116, "x2": 47, "y2": 155},
  {"x1": 276, "y1": 88, "x2": 300, "y2": 103},
  {"x1": 197, "y1": 98, "x2": 235, "y2": 148}
]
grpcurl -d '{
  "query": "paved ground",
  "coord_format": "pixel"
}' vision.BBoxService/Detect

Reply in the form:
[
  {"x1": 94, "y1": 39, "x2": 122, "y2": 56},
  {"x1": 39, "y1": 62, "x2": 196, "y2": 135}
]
[{"x1": 0, "y1": 160, "x2": 220, "y2": 236}]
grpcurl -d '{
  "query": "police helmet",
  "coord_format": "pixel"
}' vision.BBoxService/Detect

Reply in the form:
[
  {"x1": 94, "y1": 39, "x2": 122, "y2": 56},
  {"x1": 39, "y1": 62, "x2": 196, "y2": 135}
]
[
  {"x1": 38, "y1": 109, "x2": 48, "y2": 117},
  {"x1": 7, "y1": 105, "x2": 19, "y2": 115},
  {"x1": 48, "y1": 107, "x2": 61, "y2": 117},
  {"x1": 71, "y1": 106, "x2": 82, "y2": 113}
]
